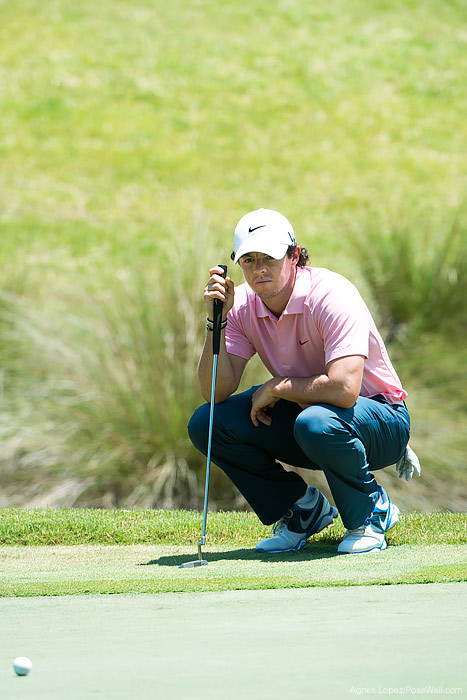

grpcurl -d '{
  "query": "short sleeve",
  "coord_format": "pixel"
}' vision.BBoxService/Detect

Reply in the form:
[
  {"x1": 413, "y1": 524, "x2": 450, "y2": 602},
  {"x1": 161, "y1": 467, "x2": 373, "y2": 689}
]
[
  {"x1": 315, "y1": 280, "x2": 370, "y2": 364},
  {"x1": 224, "y1": 307, "x2": 256, "y2": 361}
]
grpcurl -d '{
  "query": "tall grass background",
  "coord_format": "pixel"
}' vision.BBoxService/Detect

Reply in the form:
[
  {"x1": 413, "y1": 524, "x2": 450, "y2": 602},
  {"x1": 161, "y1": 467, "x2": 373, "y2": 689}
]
[{"x1": 1, "y1": 0, "x2": 466, "y2": 512}]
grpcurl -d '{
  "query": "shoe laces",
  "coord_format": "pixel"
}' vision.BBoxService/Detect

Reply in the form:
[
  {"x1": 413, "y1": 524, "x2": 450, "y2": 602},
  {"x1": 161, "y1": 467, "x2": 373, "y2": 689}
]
[
  {"x1": 344, "y1": 525, "x2": 365, "y2": 537},
  {"x1": 272, "y1": 509, "x2": 293, "y2": 535},
  {"x1": 344, "y1": 519, "x2": 370, "y2": 537}
]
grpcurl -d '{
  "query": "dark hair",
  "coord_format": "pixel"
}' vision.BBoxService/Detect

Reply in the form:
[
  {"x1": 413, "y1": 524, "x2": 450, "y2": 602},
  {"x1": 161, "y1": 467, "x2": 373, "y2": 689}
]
[
  {"x1": 230, "y1": 244, "x2": 309, "y2": 266},
  {"x1": 287, "y1": 244, "x2": 309, "y2": 267}
]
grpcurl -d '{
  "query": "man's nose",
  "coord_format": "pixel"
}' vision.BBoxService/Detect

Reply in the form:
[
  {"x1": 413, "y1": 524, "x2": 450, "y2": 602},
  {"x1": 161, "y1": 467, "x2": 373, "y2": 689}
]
[{"x1": 254, "y1": 258, "x2": 266, "y2": 272}]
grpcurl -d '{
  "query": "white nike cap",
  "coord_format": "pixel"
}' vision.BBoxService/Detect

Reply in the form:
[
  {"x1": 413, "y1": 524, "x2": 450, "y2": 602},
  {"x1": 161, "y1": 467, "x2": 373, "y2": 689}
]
[{"x1": 233, "y1": 208, "x2": 296, "y2": 264}]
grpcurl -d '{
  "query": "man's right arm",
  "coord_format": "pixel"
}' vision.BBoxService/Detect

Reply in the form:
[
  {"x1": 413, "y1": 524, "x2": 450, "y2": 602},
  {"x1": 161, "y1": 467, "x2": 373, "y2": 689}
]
[
  {"x1": 198, "y1": 266, "x2": 248, "y2": 403},
  {"x1": 198, "y1": 333, "x2": 247, "y2": 403}
]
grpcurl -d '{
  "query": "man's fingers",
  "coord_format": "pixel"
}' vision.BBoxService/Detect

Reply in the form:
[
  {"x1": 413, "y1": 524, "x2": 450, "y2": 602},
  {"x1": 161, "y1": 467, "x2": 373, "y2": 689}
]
[
  {"x1": 250, "y1": 404, "x2": 259, "y2": 426},
  {"x1": 251, "y1": 410, "x2": 272, "y2": 427},
  {"x1": 250, "y1": 405, "x2": 273, "y2": 427},
  {"x1": 257, "y1": 410, "x2": 272, "y2": 426},
  {"x1": 205, "y1": 270, "x2": 233, "y2": 307},
  {"x1": 250, "y1": 381, "x2": 278, "y2": 427},
  {"x1": 208, "y1": 269, "x2": 230, "y2": 293},
  {"x1": 395, "y1": 445, "x2": 421, "y2": 480},
  {"x1": 209, "y1": 265, "x2": 227, "y2": 277},
  {"x1": 406, "y1": 445, "x2": 421, "y2": 477},
  {"x1": 206, "y1": 280, "x2": 227, "y2": 299}
]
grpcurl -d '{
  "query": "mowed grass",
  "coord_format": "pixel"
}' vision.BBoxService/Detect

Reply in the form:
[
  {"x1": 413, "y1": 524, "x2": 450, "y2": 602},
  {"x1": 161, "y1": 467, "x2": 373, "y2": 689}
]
[
  {"x1": 2, "y1": 544, "x2": 466, "y2": 597},
  {"x1": 1, "y1": 507, "x2": 467, "y2": 546},
  {"x1": 0, "y1": 509, "x2": 465, "y2": 596}
]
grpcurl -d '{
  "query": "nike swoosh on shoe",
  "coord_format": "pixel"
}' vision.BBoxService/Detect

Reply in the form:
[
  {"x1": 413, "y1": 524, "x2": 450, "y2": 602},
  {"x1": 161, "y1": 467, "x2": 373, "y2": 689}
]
[{"x1": 299, "y1": 511, "x2": 319, "y2": 530}]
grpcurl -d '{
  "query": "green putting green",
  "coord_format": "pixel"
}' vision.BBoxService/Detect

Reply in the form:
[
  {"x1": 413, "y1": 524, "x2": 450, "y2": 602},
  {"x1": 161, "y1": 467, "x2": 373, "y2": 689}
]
[
  {"x1": 1, "y1": 543, "x2": 466, "y2": 597},
  {"x1": 1, "y1": 584, "x2": 465, "y2": 699}
]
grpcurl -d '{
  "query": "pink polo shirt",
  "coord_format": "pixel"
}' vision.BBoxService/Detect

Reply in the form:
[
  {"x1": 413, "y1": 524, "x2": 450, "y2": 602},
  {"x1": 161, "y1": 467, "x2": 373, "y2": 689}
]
[{"x1": 225, "y1": 266, "x2": 407, "y2": 405}]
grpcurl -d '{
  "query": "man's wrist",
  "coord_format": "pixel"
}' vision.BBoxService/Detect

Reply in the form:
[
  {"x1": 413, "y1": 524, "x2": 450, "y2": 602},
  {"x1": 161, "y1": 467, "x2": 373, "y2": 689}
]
[
  {"x1": 268, "y1": 377, "x2": 289, "y2": 398},
  {"x1": 206, "y1": 317, "x2": 228, "y2": 332}
]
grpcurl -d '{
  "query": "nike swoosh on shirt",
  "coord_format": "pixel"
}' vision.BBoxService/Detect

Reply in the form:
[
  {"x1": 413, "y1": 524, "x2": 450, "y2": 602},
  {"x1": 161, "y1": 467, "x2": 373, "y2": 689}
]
[
  {"x1": 299, "y1": 340, "x2": 309, "y2": 346},
  {"x1": 248, "y1": 225, "x2": 266, "y2": 233}
]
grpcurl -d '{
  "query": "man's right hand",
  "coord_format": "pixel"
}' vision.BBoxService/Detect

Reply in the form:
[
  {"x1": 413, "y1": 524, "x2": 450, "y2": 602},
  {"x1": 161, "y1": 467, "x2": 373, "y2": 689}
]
[{"x1": 204, "y1": 266, "x2": 235, "y2": 320}]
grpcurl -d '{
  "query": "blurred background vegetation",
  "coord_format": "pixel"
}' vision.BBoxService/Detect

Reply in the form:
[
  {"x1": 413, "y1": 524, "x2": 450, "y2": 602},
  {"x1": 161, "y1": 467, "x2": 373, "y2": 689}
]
[{"x1": 0, "y1": 0, "x2": 466, "y2": 513}]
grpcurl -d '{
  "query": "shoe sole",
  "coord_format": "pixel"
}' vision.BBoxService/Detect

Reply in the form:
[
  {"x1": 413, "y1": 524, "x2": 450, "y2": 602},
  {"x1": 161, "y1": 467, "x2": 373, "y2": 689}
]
[
  {"x1": 256, "y1": 506, "x2": 338, "y2": 554},
  {"x1": 337, "y1": 502, "x2": 400, "y2": 555},
  {"x1": 338, "y1": 504, "x2": 399, "y2": 554},
  {"x1": 338, "y1": 539, "x2": 388, "y2": 555}
]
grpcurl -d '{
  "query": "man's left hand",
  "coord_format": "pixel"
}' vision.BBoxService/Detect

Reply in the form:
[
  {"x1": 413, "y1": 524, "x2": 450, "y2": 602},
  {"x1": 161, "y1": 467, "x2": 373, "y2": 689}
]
[
  {"x1": 395, "y1": 444, "x2": 421, "y2": 481},
  {"x1": 250, "y1": 380, "x2": 279, "y2": 427}
]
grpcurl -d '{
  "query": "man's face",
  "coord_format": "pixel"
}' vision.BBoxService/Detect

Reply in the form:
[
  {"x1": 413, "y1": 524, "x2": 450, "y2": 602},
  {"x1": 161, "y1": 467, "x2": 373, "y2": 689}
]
[{"x1": 238, "y1": 250, "x2": 299, "y2": 305}]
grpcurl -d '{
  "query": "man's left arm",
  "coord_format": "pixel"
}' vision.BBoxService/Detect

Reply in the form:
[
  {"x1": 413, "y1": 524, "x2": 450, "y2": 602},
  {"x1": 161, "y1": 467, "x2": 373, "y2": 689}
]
[{"x1": 250, "y1": 355, "x2": 365, "y2": 427}]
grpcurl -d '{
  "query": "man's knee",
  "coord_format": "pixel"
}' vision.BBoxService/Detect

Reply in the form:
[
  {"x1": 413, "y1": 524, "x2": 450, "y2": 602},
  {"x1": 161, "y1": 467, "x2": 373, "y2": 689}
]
[
  {"x1": 187, "y1": 404, "x2": 210, "y2": 453},
  {"x1": 293, "y1": 405, "x2": 351, "y2": 461},
  {"x1": 294, "y1": 404, "x2": 368, "y2": 472}
]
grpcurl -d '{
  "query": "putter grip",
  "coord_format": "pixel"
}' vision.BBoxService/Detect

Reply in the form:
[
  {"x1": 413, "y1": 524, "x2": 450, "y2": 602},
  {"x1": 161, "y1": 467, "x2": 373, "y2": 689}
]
[{"x1": 213, "y1": 265, "x2": 227, "y2": 356}]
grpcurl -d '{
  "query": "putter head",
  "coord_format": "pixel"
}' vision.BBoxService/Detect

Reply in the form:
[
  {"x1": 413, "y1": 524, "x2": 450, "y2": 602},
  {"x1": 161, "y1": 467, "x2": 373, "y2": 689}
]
[
  {"x1": 179, "y1": 541, "x2": 208, "y2": 568},
  {"x1": 179, "y1": 560, "x2": 208, "y2": 569}
]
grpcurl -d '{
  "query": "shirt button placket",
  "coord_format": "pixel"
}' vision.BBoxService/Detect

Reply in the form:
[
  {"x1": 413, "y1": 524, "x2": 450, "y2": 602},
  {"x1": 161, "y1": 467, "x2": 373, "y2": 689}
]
[{"x1": 277, "y1": 317, "x2": 289, "y2": 368}]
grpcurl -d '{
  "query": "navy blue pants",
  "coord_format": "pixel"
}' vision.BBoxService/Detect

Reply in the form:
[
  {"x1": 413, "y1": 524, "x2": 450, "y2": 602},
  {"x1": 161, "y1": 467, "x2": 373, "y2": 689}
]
[{"x1": 188, "y1": 386, "x2": 410, "y2": 530}]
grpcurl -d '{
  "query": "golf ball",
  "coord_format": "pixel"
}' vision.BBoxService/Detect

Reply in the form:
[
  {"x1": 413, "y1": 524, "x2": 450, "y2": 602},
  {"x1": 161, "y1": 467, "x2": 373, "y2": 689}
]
[{"x1": 13, "y1": 657, "x2": 33, "y2": 676}]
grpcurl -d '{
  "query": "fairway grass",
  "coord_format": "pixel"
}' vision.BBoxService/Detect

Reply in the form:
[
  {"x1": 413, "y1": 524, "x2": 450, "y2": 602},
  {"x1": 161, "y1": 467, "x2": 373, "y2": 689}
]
[
  {"x1": 1, "y1": 510, "x2": 465, "y2": 596},
  {"x1": 1, "y1": 508, "x2": 466, "y2": 546},
  {"x1": 1, "y1": 542, "x2": 466, "y2": 598}
]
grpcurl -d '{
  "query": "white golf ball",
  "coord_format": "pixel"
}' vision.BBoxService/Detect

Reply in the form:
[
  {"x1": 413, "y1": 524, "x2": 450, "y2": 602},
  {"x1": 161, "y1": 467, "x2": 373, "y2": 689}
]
[{"x1": 13, "y1": 656, "x2": 33, "y2": 676}]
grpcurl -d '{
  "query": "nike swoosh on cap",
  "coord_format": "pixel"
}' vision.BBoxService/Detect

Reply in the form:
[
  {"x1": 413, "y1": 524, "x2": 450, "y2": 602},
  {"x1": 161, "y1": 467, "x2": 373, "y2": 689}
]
[
  {"x1": 299, "y1": 340, "x2": 309, "y2": 346},
  {"x1": 248, "y1": 225, "x2": 267, "y2": 233}
]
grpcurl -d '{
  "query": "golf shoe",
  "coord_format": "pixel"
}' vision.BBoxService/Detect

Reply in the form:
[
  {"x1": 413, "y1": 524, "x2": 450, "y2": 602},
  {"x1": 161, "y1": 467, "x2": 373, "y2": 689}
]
[
  {"x1": 256, "y1": 487, "x2": 338, "y2": 553},
  {"x1": 338, "y1": 485, "x2": 400, "y2": 554}
]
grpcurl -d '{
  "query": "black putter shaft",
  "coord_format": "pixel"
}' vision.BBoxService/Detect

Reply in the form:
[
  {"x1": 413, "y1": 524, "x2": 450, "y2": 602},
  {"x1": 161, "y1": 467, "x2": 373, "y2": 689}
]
[{"x1": 180, "y1": 265, "x2": 227, "y2": 569}]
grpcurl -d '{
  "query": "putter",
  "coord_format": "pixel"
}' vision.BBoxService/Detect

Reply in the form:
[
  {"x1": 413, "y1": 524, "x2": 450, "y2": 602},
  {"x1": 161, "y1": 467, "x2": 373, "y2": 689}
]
[{"x1": 180, "y1": 265, "x2": 227, "y2": 569}]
